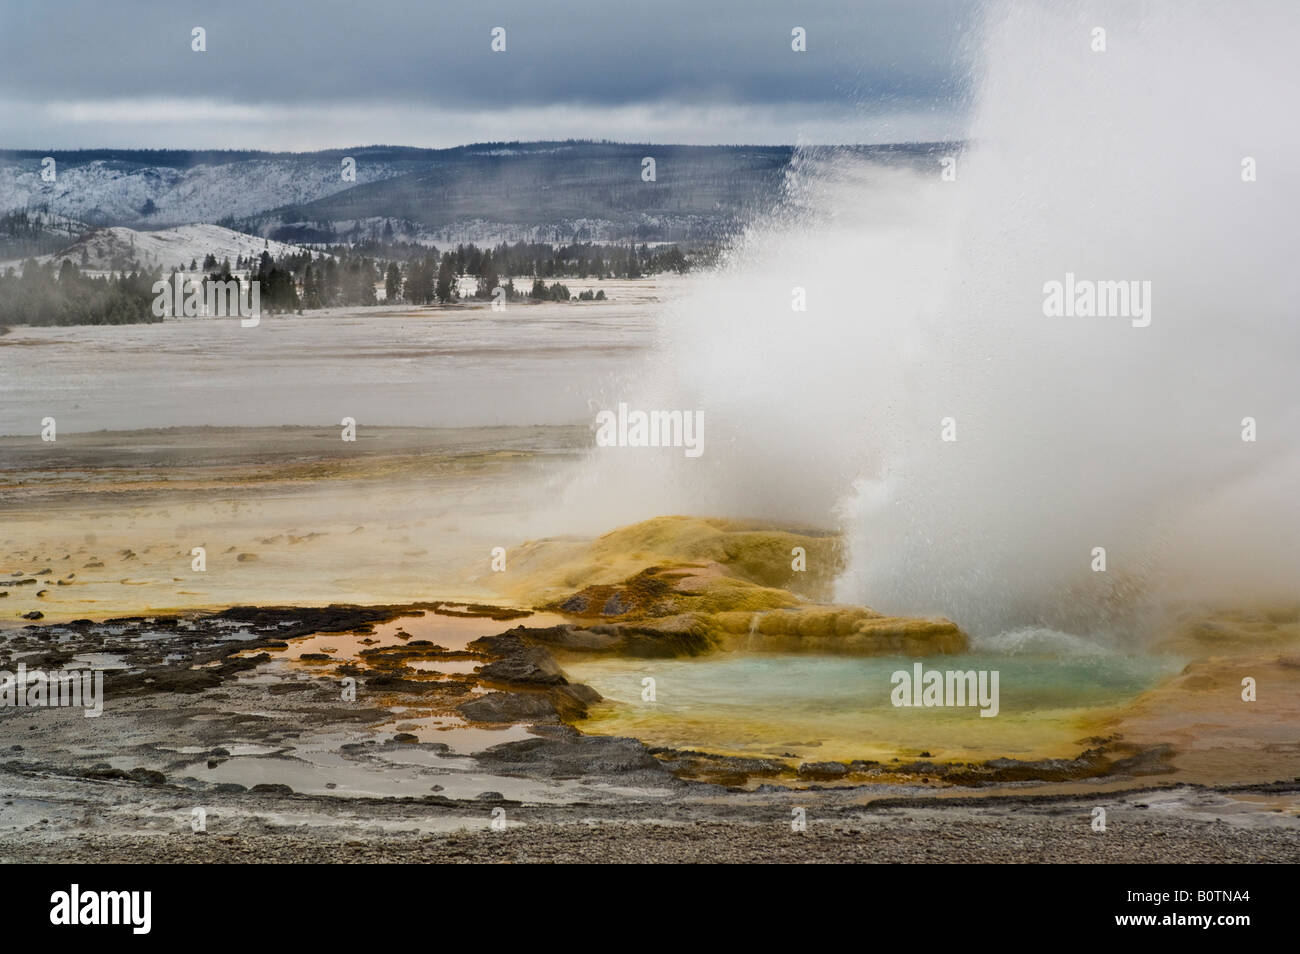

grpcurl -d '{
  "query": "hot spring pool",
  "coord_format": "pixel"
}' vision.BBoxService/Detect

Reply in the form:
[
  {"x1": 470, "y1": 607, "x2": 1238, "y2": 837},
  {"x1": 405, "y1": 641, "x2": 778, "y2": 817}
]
[{"x1": 560, "y1": 651, "x2": 1184, "y2": 764}]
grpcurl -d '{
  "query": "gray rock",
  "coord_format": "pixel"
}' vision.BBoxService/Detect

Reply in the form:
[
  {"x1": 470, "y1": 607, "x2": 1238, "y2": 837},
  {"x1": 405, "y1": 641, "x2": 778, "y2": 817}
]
[
  {"x1": 250, "y1": 783, "x2": 294, "y2": 796},
  {"x1": 477, "y1": 647, "x2": 567, "y2": 686},
  {"x1": 475, "y1": 734, "x2": 668, "y2": 780},
  {"x1": 458, "y1": 691, "x2": 559, "y2": 723},
  {"x1": 602, "y1": 593, "x2": 632, "y2": 615},
  {"x1": 798, "y1": 761, "x2": 849, "y2": 780}
]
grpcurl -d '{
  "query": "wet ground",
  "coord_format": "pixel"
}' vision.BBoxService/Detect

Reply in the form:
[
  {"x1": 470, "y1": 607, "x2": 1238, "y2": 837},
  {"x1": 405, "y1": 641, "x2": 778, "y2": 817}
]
[{"x1": 1, "y1": 603, "x2": 1297, "y2": 863}]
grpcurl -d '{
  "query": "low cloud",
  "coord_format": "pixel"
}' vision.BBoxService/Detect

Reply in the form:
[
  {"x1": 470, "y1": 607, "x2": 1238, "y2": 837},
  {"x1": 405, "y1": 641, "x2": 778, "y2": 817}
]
[{"x1": 10, "y1": 97, "x2": 965, "y2": 150}]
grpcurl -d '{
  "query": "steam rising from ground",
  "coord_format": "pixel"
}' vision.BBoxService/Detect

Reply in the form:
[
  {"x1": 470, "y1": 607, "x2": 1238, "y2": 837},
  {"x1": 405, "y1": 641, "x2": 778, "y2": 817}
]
[{"x1": 564, "y1": 1, "x2": 1300, "y2": 640}]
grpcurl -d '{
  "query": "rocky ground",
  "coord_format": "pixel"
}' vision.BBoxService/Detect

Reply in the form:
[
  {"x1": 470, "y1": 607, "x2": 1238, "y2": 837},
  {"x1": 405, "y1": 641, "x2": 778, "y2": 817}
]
[
  {"x1": 0, "y1": 603, "x2": 1297, "y2": 863},
  {"x1": 2, "y1": 759, "x2": 1297, "y2": 863}
]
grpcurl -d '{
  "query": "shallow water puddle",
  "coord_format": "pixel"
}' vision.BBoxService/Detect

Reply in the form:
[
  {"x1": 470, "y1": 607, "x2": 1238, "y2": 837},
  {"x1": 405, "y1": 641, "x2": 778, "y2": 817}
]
[
  {"x1": 374, "y1": 714, "x2": 535, "y2": 753},
  {"x1": 67, "y1": 652, "x2": 130, "y2": 670},
  {"x1": 409, "y1": 658, "x2": 480, "y2": 675},
  {"x1": 225, "y1": 609, "x2": 566, "y2": 760},
  {"x1": 250, "y1": 609, "x2": 569, "y2": 665},
  {"x1": 185, "y1": 746, "x2": 573, "y2": 803}
]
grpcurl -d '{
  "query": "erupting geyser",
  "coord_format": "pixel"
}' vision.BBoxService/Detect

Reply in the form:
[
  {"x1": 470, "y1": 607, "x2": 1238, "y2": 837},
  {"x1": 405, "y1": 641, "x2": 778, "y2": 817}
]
[{"x1": 565, "y1": 0, "x2": 1300, "y2": 643}]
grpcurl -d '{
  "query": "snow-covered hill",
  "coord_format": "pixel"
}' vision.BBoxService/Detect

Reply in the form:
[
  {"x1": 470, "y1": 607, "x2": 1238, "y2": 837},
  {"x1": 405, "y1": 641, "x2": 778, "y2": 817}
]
[
  {"x1": 0, "y1": 142, "x2": 955, "y2": 245},
  {"x1": 0, "y1": 156, "x2": 409, "y2": 227},
  {"x1": 26, "y1": 224, "x2": 317, "y2": 272}
]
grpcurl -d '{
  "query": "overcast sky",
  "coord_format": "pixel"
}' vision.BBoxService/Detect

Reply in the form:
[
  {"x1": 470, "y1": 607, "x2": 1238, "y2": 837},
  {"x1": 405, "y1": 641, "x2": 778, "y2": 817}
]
[{"x1": 0, "y1": 0, "x2": 977, "y2": 151}]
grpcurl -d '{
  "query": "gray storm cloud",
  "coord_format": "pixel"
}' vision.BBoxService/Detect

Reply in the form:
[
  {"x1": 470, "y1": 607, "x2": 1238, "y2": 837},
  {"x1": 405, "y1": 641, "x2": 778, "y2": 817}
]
[{"x1": 0, "y1": 0, "x2": 974, "y2": 148}]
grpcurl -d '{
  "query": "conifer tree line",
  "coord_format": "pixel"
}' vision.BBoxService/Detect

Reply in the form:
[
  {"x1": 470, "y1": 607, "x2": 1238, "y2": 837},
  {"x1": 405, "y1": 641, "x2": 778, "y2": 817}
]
[
  {"x1": 0, "y1": 239, "x2": 707, "y2": 325},
  {"x1": 0, "y1": 258, "x2": 162, "y2": 326}
]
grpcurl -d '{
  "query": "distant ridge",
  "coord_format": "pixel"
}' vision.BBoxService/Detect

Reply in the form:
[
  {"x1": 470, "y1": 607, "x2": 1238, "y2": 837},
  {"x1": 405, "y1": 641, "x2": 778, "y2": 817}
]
[{"x1": 0, "y1": 140, "x2": 958, "y2": 245}]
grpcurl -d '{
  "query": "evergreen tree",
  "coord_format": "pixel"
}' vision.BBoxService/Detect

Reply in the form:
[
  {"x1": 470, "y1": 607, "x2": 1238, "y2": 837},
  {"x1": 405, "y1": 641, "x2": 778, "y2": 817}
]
[
  {"x1": 384, "y1": 261, "x2": 402, "y2": 303},
  {"x1": 435, "y1": 253, "x2": 455, "y2": 303},
  {"x1": 407, "y1": 255, "x2": 435, "y2": 304},
  {"x1": 476, "y1": 251, "x2": 498, "y2": 299}
]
